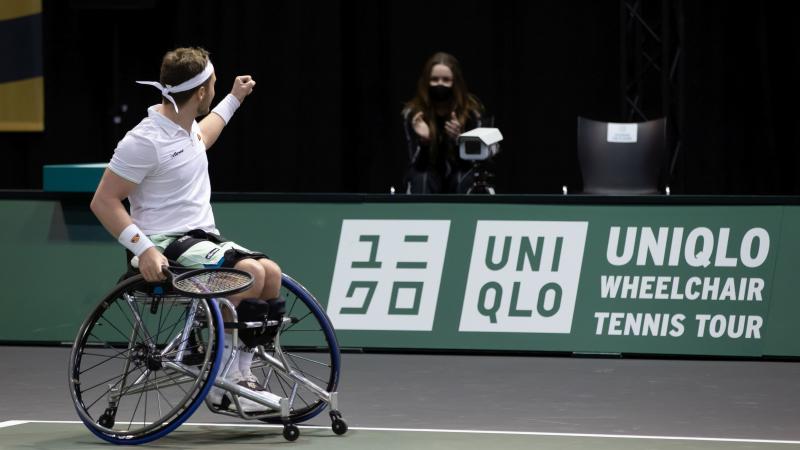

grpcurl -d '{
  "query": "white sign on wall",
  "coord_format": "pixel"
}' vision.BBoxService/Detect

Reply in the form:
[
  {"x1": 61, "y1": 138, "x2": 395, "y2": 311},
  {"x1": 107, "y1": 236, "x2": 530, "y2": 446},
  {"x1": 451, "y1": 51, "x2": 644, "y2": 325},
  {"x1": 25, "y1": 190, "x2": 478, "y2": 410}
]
[
  {"x1": 459, "y1": 221, "x2": 589, "y2": 333},
  {"x1": 327, "y1": 220, "x2": 450, "y2": 331}
]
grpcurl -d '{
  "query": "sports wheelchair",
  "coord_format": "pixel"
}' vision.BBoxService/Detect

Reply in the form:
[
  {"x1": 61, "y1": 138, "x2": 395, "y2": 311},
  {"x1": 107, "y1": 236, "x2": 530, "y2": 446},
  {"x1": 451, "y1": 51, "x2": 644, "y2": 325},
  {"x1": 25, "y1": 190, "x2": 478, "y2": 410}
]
[{"x1": 67, "y1": 264, "x2": 346, "y2": 444}]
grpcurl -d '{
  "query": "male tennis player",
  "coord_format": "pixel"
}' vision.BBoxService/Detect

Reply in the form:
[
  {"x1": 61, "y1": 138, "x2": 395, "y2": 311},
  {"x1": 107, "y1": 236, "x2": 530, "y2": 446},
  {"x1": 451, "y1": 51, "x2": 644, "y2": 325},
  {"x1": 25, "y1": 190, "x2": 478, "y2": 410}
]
[{"x1": 91, "y1": 47, "x2": 278, "y2": 413}]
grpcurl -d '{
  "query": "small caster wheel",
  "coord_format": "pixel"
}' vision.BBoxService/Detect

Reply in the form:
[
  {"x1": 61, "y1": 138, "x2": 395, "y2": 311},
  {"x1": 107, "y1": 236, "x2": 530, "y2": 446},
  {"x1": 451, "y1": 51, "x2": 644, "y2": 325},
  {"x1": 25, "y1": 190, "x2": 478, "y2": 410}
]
[
  {"x1": 98, "y1": 414, "x2": 115, "y2": 428},
  {"x1": 332, "y1": 418, "x2": 348, "y2": 435},
  {"x1": 98, "y1": 407, "x2": 117, "y2": 428},
  {"x1": 283, "y1": 424, "x2": 300, "y2": 441}
]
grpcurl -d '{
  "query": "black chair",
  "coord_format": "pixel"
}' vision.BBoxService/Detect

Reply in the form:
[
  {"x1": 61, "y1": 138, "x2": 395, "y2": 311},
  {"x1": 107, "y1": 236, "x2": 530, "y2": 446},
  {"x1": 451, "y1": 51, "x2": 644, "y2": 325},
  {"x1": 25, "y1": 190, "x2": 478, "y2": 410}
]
[{"x1": 576, "y1": 116, "x2": 668, "y2": 195}]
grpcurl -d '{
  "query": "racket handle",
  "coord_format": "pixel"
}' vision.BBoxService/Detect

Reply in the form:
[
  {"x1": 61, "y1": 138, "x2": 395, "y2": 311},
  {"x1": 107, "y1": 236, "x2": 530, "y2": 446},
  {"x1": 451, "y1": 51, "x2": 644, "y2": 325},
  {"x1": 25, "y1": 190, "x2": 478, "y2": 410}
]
[{"x1": 130, "y1": 256, "x2": 178, "y2": 280}]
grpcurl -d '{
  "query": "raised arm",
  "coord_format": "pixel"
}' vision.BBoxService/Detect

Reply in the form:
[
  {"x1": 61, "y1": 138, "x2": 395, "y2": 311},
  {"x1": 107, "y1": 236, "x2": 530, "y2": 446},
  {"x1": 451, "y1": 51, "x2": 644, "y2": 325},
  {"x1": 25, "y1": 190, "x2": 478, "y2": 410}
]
[{"x1": 199, "y1": 75, "x2": 256, "y2": 149}]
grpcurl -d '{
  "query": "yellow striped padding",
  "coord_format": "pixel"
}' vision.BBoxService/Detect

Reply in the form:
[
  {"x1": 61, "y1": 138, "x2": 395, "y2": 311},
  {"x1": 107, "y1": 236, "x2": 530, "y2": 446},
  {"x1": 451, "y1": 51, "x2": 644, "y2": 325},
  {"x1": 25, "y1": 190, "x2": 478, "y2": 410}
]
[
  {"x1": 0, "y1": 77, "x2": 44, "y2": 131},
  {"x1": 0, "y1": 0, "x2": 41, "y2": 22}
]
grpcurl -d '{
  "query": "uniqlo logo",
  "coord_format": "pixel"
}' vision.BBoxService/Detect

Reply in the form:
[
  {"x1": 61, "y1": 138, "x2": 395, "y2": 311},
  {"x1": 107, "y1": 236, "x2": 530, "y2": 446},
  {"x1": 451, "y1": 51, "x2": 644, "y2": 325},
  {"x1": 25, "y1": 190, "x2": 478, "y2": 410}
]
[
  {"x1": 327, "y1": 220, "x2": 450, "y2": 331},
  {"x1": 459, "y1": 221, "x2": 588, "y2": 333}
]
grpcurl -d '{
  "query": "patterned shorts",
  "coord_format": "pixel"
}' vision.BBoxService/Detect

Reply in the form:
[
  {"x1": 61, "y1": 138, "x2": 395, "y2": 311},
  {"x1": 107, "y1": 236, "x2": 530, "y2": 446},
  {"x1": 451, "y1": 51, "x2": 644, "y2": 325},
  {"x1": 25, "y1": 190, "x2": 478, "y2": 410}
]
[{"x1": 149, "y1": 233, "x2": 265, "y2": 269}]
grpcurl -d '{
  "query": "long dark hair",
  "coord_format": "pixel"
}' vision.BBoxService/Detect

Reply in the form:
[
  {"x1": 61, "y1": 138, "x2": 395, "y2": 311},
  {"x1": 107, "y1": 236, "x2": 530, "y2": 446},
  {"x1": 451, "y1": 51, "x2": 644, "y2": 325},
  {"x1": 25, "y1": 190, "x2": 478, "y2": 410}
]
[{"x1": 404, "y1": 52, "x2": 483, "y2": 145}]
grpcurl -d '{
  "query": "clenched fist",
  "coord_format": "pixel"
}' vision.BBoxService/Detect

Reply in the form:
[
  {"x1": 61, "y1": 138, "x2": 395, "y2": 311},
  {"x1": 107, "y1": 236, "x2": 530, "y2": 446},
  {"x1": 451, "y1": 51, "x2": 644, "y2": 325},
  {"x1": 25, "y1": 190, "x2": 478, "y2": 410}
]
[{"x1": 231, "y1": 75, "x2": 256, "y2": 103}]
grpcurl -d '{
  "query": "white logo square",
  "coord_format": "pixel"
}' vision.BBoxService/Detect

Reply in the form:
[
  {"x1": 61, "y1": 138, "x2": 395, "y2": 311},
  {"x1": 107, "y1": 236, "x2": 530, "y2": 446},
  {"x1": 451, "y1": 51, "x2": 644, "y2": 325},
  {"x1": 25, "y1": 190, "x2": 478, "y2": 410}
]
[
  {"x1": 459, "y1": 221, "x2": 588, "y2": 333},
  {"x1": 327, "y1": 220, "x2": 450, "y2": 331}
]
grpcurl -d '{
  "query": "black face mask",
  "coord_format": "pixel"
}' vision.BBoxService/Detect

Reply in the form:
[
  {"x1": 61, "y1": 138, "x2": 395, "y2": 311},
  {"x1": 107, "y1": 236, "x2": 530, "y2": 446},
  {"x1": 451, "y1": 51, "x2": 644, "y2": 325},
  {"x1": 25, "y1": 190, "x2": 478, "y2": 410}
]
[{"x1": 429, "y1": 85, "x2": 453, "y2": 102}]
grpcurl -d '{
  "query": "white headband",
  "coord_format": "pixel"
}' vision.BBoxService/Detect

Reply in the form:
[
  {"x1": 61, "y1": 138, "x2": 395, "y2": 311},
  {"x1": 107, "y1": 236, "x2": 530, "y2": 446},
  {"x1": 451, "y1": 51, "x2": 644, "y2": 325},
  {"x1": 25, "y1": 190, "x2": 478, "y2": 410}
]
[{"x1": 136, "y1": 60, "x2": 214, "y2": 113}]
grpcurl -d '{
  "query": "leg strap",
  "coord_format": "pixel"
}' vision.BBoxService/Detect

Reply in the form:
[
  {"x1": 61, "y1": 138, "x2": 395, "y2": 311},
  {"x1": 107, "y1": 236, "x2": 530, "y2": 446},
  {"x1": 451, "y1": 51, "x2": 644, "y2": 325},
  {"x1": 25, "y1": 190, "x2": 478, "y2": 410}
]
[{"x1": 235, "y1": 298, "x2": 284, "y2": 347}]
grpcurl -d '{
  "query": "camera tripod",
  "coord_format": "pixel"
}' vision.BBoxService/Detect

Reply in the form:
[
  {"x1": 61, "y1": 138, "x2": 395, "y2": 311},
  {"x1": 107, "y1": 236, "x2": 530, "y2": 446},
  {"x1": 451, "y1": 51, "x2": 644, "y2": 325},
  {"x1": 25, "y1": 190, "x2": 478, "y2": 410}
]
[{"x1": 466, "y1": 161, "x2": 496, "y2": 195}]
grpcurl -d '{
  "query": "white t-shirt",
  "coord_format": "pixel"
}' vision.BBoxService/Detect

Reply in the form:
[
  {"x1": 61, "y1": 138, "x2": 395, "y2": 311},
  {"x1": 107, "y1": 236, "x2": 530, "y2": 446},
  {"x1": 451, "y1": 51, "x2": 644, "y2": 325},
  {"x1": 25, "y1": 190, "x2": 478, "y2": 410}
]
[{"x1": 108, "y1": 105, "x2": 218, "y2": 236}]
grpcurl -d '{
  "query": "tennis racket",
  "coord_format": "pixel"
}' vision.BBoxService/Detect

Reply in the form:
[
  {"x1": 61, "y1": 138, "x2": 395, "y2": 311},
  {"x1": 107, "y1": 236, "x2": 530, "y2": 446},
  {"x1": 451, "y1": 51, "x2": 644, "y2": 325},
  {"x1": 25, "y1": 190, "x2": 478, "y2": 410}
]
[
  {"x1": 161, "y1": 265, "x2": 254, "y2": 298},
  {"x1": 130, "y1": 255, "x2": 254, "y2": 297}
]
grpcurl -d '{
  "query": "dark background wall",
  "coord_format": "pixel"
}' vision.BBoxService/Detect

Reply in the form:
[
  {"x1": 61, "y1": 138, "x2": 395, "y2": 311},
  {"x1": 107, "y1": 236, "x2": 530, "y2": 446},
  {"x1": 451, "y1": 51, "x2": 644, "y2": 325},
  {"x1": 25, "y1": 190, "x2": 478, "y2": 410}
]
[{"x1": 0, "y1": 0, "x2": 797, "y2": 194}]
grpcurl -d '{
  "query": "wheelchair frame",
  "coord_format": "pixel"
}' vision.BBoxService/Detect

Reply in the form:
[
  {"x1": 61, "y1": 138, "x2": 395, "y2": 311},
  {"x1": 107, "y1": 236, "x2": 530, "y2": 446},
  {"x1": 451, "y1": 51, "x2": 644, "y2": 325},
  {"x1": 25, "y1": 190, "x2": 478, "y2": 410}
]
[{"x1": 68, "y1": 272, "x2": 346, "y2": 444}]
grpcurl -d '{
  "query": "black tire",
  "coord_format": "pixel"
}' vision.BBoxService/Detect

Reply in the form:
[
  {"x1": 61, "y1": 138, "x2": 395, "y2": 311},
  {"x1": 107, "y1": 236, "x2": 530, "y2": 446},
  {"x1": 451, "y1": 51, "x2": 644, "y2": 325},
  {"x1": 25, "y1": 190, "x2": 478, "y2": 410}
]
[
  {"x1": 332, "y1": 418, "x2": 348, "y2": 435},
  {"x1": 68, "y1": 275, "x2": 223, "y2": 444},
  {"x1": 283, "y1": 424, "x2": 300, "y2": 441},
  {"x1": 254, "y1": 274, "x2": 341, "y2": 424}
]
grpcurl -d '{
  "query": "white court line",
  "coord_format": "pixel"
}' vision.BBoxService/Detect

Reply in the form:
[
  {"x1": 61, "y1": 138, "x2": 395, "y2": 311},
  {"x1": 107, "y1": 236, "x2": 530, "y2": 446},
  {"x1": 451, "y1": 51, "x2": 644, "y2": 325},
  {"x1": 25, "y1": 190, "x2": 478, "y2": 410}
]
[{"x1": 4, "y1": 420, "x2": 800, "y2": 445}]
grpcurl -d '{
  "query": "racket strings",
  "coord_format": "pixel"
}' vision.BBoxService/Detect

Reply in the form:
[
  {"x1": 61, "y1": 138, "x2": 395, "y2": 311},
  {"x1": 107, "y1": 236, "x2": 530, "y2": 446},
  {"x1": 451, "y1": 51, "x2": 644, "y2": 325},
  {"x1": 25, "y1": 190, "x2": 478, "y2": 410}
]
[{"x1": 174, "y1": 271, "x2": 252, "y2": 295}]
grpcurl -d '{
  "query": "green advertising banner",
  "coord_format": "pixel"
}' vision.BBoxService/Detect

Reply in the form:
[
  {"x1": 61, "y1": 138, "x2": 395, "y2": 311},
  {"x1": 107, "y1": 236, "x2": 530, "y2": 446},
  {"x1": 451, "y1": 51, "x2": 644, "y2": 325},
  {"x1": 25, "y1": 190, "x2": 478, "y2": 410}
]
[
  {"x1": 312, "y1": 205, "x2": 781, "y2": 357},
  {"x1": 1, "y1": 197, "x2": 799, "y2": 358}
]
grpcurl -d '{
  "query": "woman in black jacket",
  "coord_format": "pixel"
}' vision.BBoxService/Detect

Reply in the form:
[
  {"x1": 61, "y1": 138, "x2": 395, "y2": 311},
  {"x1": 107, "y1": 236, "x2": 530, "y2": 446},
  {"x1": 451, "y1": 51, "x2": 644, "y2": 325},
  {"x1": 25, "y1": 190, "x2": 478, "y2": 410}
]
[{"x1": 402, "y1": 52, "x2": 485, "y2": 193}]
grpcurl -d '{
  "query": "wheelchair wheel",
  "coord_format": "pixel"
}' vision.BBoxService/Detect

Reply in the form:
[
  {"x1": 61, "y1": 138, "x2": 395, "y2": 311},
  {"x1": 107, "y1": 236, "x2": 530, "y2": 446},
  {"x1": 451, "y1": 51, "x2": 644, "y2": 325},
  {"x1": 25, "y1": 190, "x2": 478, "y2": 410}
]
[
  {"x1": 254, "y1": 273, "x2": 341, "y2": 425},
  {"x1": 68, "y1": 275, "x2": 223, "y2": 444}
]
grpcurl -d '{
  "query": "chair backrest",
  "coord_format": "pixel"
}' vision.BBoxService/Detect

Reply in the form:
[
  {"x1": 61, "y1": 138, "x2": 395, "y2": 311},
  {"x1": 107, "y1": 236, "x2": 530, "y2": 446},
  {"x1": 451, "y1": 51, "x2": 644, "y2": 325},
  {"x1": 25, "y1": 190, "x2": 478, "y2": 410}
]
[{"x1": 577, "y1": 116, "x2": 667, "y2": 195}]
